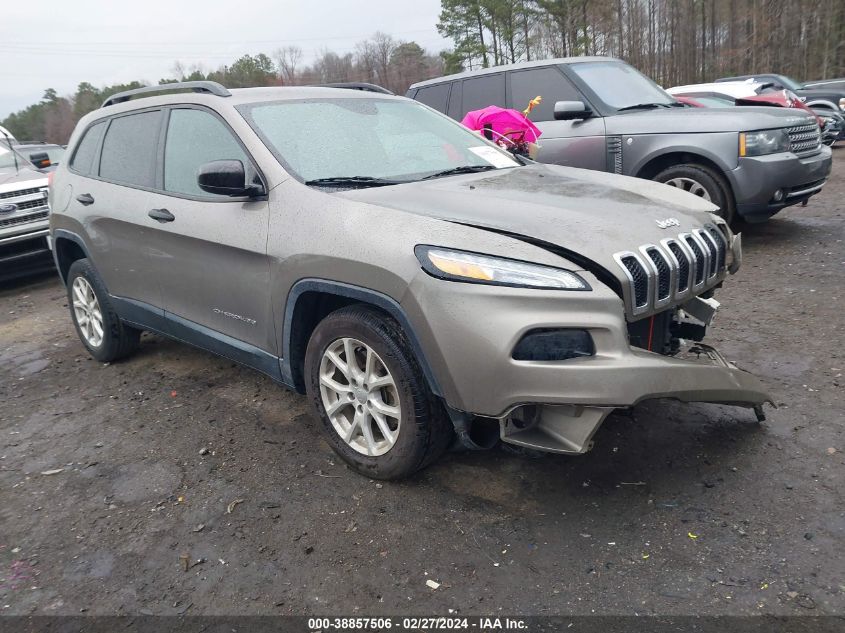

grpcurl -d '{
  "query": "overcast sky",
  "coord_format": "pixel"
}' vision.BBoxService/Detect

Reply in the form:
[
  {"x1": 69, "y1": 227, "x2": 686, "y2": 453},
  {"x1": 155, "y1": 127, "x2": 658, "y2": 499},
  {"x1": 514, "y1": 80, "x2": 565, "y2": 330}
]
[{"x1": 0, "y1": 0, "x2": 450, "y2": 118}]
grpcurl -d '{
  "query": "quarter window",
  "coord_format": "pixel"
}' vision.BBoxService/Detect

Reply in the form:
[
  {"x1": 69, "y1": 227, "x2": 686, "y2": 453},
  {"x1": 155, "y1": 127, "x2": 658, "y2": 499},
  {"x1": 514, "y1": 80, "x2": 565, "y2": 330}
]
[
  {"x1": 70, "y1": 121, "x2": 106, "y2": 175},
  {"x1": 99, "y1": 111, "x2": 161, "y2": 187},
  {"x1": 510, "y1": 68, "x2": 581, "y2": 121},
  {"x1": 164, "y1": 108, "x2": 250, "y2": 197}
]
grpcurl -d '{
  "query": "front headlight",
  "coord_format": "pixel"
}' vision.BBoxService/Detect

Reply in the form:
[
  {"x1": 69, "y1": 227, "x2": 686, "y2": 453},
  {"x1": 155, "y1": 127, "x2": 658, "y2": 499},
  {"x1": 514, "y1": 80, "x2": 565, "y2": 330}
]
[
  {"x1": 839, "y1": 97, "x2": 845, "y2": 111},
  {"x1": 415, "y1": 246, "x2": 591, "y2": 290},
  {"x1": 739, "y1": 129, "x2": 791, "y2": 156}
]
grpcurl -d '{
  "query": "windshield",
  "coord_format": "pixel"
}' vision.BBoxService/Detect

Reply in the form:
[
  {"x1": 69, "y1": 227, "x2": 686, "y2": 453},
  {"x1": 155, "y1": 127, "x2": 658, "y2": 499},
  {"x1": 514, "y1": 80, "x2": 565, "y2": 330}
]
[
  {"x1": 0, "y1": 143, "x2": 30, "y2": 171},
  {"x1": 569, "y1": 61, "x2": 676, "y2": 111},
  {"x1": 777, "y1": 75, "x2": 804, "y2": 91},
  {"x1": 238, "y1": 98, "x2": 519, "y2": 184},
  {"x1": 684, "y1": 95, "x2": 736, "y2": 107},
  {"x1": 20, "y1": 146, "x2": 66, "y2": 165}
]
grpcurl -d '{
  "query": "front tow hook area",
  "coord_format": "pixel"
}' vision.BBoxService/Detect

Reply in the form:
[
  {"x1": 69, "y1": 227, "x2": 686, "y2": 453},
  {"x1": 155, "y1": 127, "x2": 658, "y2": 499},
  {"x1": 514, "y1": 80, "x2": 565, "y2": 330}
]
[{"x1": 500, "y1": 404, "x2": 614, "y2": 454}]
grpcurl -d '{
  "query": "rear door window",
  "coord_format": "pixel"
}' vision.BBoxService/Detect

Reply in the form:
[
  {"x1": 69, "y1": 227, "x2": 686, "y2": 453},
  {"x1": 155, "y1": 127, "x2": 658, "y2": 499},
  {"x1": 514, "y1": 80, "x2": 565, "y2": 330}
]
[
  {"x1": 69, "y1": 121, "x2": 106, "y2": 175},
  {"x1": 414, "y1": 84, "x2": 451, "y2": 113},
  {"x1": 509, "y1": 67, "x2": 582, "y2": 121},
  {"x1": 164, "y1": 108, "x2": 251, "y2": 198},
  {"x1": 99, "y1": 110, "x2": 162, "y2": 188},
  {"x1": 461, "y1": 74, "x2": 506, "y2": 116}
]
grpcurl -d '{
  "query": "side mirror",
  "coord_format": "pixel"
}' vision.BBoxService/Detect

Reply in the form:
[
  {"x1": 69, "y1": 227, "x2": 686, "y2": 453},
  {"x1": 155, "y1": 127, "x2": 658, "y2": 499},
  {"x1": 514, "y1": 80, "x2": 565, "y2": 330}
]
[
  {"x1": 197, "y1": 159, "x2": 264, "y2": 197},
  {"x1": 29, "y1": 152, "x2": 51, "y2": 169},
  {"x1": 553, "y1": 100, "x2": 591, "y2": 121}
]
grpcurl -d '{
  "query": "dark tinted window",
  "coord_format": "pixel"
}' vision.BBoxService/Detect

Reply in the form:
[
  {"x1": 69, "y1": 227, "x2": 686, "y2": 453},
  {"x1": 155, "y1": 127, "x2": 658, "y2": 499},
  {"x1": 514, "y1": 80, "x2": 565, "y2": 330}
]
[
  {"x1": 70, "y1": 121, "x2": 106, "y2": 175},
  {"x1": 461, "y1": 74, "x2": 506, "y2": 116},
  {"x1": 99, "y1": 111, "x2": 161, "y2": 187},
  {"x1": 164, "y1": 108, "x2": 249, "y2": 197},
  {"x1": 446, "y1": 81, "x2": 463, "y2": 120},
  {"x1": 414, "y1": 84, "x2": 450, "y2": 113},
  {"x1": 510, "y1": 67, "x2": 581, "y2": 121}
]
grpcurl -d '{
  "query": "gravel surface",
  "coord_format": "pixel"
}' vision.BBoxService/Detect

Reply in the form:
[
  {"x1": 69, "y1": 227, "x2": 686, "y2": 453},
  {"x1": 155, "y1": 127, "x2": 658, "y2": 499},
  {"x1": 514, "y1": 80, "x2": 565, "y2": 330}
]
[{"x1": 1, "y1": 156, "x2": 843, "y2": 617}]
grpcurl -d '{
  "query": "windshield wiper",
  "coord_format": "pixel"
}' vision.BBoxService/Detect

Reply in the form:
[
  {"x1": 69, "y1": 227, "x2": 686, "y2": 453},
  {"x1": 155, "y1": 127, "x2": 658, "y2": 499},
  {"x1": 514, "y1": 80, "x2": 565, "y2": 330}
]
[
  {"x1": 616, "y1": 102, "x2": 673, "y2": 112},
  {"x1": 304, "y1": 176, "x2": 405, "y2": 188},
  {"x1": 421, "y1": 165, "x2": 497, "y2": 180}
]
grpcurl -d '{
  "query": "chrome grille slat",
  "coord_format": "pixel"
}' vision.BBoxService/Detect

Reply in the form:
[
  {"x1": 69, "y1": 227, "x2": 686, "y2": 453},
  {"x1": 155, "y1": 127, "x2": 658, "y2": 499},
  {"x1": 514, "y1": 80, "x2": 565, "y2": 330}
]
[
  {"x1": 614, "y1": 223, "x2": 729, "y2": 318},
  {"x1": 786, "y1": 123, "x2": 821, "y2": 157},
  {"x1": 695, "y1": 229, "x2": 719, "y2": 280},
  {"x1": 0, "y1": 210, "x2": 49, "y2": 228}
]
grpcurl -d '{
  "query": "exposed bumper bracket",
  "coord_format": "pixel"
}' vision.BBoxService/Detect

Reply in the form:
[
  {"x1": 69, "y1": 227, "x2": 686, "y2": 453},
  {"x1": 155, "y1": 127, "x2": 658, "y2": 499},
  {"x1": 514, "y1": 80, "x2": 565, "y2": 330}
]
[{"x1": 500, "y1": 405, "x2": 614, "y2": 455}]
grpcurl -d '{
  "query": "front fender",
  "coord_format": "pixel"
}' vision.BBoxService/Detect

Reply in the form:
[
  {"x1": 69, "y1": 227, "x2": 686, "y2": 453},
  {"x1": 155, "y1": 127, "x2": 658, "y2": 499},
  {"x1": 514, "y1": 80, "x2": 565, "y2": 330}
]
[{"x1": 624, "y1": 133, "x2": 740, "y2": 177}]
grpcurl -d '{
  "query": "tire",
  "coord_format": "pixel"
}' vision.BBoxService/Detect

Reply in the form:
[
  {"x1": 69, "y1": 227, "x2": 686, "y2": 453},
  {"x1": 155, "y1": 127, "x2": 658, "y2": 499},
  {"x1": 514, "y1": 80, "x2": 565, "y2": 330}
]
[
  {"x1": 304, "y1": 305, "x2": 453, "y2": 480},
  {"x1": 66, "y1": 258, "x2": 141, "y2": 363},
  {"x1": 654, "y1": 163, "x2": 736, "y2": 225}
]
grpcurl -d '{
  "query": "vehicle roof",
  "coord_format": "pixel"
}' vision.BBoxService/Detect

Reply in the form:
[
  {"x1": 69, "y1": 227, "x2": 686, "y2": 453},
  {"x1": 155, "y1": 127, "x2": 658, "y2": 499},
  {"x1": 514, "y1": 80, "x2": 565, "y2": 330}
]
[
  {"x1": 84, "y1": 85, "x2": 404, "y2": 123},
  {"x1": 668, "y1": 81, "x2": 765, "y2": 98},
  {"x1": 408, "y1": 56, "x2": 621, "y2": 89},
  {"x1": 14, "y1": 142, "x2": 64, "y2": 148},
  {"x1": 716, "y1": 73, "x2": 796, "y2": 85}
]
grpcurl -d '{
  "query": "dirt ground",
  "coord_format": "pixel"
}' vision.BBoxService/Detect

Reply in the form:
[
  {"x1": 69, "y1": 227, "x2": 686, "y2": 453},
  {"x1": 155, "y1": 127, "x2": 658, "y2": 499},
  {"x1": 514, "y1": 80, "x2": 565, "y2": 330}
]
[{"x1": 1, "y1": 156, "x2": 843, "y2": 619}]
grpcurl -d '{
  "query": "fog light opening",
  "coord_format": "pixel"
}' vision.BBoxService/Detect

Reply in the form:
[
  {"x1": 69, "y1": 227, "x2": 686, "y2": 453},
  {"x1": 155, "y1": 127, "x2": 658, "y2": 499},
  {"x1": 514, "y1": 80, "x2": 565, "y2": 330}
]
[
  {"x1": 512, "y1": 329, "x2": 594, "y2": 361},
  {"x1": 771, "y1": 189, "x2": 785, "y2": 203}
]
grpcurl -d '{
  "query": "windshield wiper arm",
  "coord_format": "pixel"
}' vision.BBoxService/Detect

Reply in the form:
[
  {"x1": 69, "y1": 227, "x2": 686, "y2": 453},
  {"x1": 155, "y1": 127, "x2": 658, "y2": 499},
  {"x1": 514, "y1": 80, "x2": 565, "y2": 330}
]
[
  {"x1": 421, "y1": 165, "x2": 497, "y2": 180},
  {"x1": 616, "y1": 102, "x2": 671, "y2": 112},
  {"x1": 304, "y1": 176, "x2": 405, "y2": 188}
]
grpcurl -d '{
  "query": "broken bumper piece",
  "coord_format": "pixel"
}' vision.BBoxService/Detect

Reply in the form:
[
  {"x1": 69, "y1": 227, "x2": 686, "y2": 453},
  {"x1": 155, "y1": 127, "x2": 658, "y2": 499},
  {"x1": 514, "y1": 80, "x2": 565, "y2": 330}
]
[{"x1": 499, "y1": 342, "x2": 773, "y2": 455}]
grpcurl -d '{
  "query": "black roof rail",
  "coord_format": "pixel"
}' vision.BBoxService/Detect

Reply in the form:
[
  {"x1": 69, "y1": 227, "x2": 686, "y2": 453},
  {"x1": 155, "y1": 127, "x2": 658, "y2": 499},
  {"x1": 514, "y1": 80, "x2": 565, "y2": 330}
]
[
  {"x1": 314, "y1": 82, "x2": 394, "y2": 95},
  {"x1": 101, "y1": 81, "x2": 231, "y2": 108}
]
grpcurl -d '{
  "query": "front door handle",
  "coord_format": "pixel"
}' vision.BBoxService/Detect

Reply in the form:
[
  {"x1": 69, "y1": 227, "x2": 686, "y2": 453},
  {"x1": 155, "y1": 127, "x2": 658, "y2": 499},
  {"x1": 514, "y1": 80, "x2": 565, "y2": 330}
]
[
  {"x1": 76, "y1": 193, "x2": 95, "y2": 206},
  {"x1": 148, "y1": 208, "x2": 175, "y2": 223}
]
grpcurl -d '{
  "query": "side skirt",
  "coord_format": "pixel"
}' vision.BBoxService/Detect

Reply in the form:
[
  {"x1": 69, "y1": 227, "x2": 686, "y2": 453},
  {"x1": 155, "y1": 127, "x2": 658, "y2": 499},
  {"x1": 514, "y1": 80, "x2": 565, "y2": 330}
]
[{"x1": 110, "y1": 296, "x2": 292, "y2": 387}]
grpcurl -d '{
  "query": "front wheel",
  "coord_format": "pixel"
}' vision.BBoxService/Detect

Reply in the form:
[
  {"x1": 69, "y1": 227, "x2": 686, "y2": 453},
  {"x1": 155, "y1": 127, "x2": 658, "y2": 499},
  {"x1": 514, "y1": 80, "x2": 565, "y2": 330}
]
[
  {"x1": 304, "y1": 305, "x2": 453, "y2": 480},
  {"x1": 654, "y1": 163, "x2": 735, "y2": 225}
]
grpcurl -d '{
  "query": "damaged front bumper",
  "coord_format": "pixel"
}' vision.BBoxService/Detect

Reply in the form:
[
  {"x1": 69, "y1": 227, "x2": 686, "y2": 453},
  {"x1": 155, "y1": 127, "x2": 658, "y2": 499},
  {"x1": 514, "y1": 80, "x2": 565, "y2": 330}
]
[
  {"x1": 499, "y1": 342, "x2": 772, "y2": 454},
  {"x1": 405, "y1": 268, "x2": 772, "y2": 456}
]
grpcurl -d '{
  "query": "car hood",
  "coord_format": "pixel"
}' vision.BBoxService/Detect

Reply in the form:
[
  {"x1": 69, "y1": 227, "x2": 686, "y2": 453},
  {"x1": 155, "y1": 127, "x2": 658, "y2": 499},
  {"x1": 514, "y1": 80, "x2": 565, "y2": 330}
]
[
  {"x1": 0, "y1": 166, "x2": 48, "y2": 189},
  {"x1": 337, "y1": 163, "x2": 721, "y2": 274},
  {"x1": 798, "y1": 87, "x2": 845, "y2": 102},
  {"x1": 606, "y1": 106, "x2": 815, "y2": 134}
]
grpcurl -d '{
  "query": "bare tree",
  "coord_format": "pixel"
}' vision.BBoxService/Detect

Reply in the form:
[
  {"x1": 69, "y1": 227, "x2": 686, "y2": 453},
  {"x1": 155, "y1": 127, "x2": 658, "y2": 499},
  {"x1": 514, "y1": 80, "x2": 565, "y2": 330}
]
[{"x1": 274, "y1": 45, "x2": 303, "y2": 85}]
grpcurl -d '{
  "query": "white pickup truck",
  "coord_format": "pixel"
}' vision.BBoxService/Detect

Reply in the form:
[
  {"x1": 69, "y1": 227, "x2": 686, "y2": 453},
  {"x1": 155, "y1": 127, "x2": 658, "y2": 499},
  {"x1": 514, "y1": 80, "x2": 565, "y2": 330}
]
[{"x1": 0, "y1": 136, "x2": 52, "y2": 281}]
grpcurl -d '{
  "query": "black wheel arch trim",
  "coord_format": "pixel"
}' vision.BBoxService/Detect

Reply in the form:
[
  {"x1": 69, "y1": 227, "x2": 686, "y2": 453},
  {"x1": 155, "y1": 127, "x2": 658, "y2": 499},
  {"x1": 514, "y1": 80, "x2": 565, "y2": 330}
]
[
  {"x1": 281, "y1": 279, "x2": 444, "y2": 398},
  {"x1": 51, "y1": 228, "x2": 93, "y2": 286}
]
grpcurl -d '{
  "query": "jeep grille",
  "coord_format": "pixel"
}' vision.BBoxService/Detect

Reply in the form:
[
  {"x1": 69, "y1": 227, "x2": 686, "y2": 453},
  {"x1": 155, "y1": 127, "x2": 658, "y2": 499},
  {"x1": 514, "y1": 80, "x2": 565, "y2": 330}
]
[{"x1": 613, "y1": 223, "x2": 728, "y2": 317}]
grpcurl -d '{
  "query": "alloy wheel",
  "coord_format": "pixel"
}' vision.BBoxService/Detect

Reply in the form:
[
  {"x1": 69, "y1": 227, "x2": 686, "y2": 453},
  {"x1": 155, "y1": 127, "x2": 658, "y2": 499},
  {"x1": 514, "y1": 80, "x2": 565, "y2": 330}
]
[
  {"x1": 663, "y1": 177, "x2": 712, "y2": 201},
  {"x1": 72, "y1": 276, "x2": 104, "y2": 348},
  {"x1": 318, "y1": 337, "x2": 401, "y2": 456}
]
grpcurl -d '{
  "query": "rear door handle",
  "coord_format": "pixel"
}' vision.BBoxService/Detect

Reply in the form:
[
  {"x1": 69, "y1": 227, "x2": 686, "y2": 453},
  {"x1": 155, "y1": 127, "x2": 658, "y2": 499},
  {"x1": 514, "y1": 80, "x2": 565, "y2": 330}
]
[
  {"x1": 148, "y1": 208, "x2": 175, "y2": 223},
  {"x1": 76, "y1": 193, "x2": 95, "y2": 206}
]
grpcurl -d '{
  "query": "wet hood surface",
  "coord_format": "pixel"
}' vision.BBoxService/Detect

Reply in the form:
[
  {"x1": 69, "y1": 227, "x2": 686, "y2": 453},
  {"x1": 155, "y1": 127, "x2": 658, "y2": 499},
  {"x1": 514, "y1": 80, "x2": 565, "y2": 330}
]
[
  {"x1": 338, "y1": 164, "x2": 720, "y2": 273},
  {"x1": 0, "y1": 166, "x2": 48, "y2": 188},
  {"x1": 605, "y1": 105, "x2": 816, "y2": 134}
]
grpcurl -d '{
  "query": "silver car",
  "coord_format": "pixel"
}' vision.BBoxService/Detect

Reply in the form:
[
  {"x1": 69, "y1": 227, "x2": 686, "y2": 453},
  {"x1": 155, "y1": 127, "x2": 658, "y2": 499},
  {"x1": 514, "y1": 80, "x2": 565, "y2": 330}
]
[{"x1": 49, "y1": 81, "x2": 770, "y2": 479}]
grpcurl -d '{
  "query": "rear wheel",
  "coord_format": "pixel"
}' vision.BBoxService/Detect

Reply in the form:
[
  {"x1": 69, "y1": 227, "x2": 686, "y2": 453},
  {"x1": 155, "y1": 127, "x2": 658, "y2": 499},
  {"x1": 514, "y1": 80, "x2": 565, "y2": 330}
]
[
  {"x1": 67, "y1": 259, "x2": 141, "y2": 362},
  {"x1": 654, "y1": 163, "x2": 735, "y2": 224},
  {"x1": 304, "y1": 305, "x2": 453, "y2": 480}
]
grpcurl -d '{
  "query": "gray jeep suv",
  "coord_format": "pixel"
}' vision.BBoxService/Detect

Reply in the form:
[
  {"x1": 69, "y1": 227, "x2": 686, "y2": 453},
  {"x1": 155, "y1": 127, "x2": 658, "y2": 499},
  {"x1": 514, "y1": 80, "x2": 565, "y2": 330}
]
[
  {"x1": 50, "y1": 81, "x2": 770, "y2": 479},
  {"x1": 408, "y1": 57, "x2": 832, "y2": 224}
]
